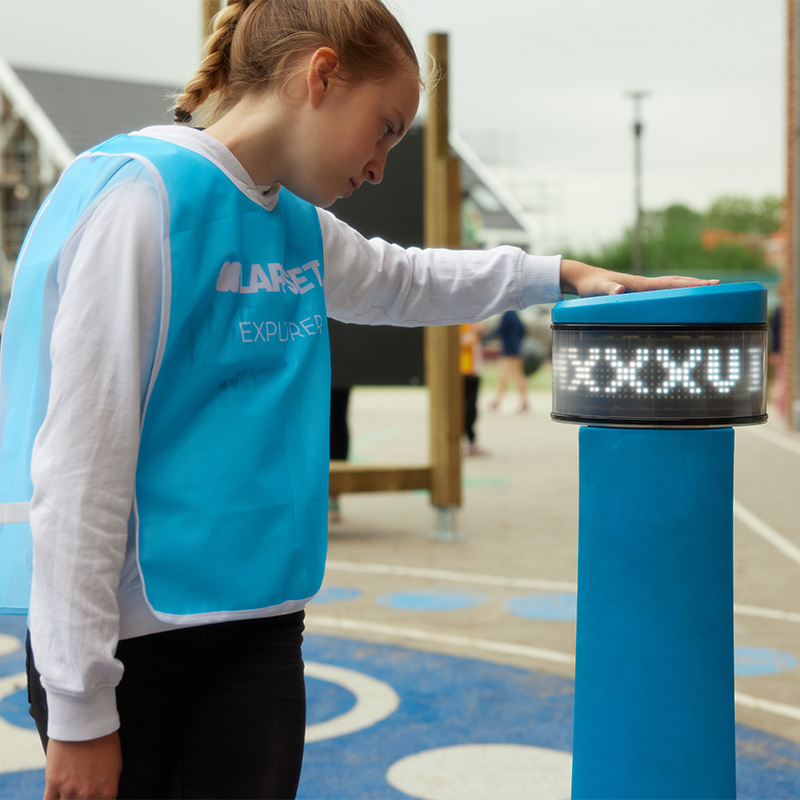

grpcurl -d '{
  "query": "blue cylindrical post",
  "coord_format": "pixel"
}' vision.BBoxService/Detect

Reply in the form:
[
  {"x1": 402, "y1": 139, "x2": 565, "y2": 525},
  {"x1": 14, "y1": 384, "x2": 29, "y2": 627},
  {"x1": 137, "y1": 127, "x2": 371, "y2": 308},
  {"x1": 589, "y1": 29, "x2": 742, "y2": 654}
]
[
  {"x1": 574, "y1": 426, "x2": 735, "y2": 798},
  {"x1": 550, "y1": 283, "x2": 768, "y2": 800}
]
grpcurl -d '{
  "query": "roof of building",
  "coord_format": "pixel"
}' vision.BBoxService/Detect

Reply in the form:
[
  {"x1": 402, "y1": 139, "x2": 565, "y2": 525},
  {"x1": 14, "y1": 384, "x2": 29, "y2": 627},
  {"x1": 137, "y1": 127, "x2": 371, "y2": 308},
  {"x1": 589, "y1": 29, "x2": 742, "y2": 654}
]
[
  {"x1": 11, "y1": 66, "x2": 177, "y2": 157},
  {"x1": 452, "y1": 131, "x2": 535, "y2": 240}
]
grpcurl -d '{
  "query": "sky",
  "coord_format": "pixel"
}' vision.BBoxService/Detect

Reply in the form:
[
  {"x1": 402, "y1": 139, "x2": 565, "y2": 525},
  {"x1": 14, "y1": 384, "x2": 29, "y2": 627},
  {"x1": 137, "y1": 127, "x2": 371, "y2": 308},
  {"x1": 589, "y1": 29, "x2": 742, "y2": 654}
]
[{"x1": 0, "y1": 0, "x2": 786, "y2": 252}]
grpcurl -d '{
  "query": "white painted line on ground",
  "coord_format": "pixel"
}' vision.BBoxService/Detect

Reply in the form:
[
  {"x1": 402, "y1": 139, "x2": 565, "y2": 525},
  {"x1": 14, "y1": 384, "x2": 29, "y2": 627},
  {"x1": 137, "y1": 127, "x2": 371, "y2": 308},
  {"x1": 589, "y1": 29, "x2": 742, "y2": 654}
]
[
  {"x1": 326, "y1": 559, "x2": 800, "y2": 623},
  {"x1": 733, "y1": 603, "x2": 800, "y2": 624},
  {"x1": 386, "y1": 743, "x2": 572, "y2": 800},
  {"x1": 308, "y1": 617, "x2": 800, "y2": 725},
  {"x1": 734, "y1": 501, "x2": 800, "y2": 567},
  {"x1": 745, "y1": 425, "x2": 800, "y2": 457},
  {"x1": 304, "y1": 662, "x2": 399, "y2": 743},
  {"x1": 735, "y1": 691, "x2": 800, "y2": 723},
  {"x1": 0, "y1": 633, "x2": 21, "y2": 658},
  {"x1": 0, "y1": 673, "x2": 46, "y2": 774},
  {"x1": 325, "y1": 560, "x2": 577, "y2": 592},
  {"x1": 307, "y1": 615, "x2": 575, "y2": 666}
]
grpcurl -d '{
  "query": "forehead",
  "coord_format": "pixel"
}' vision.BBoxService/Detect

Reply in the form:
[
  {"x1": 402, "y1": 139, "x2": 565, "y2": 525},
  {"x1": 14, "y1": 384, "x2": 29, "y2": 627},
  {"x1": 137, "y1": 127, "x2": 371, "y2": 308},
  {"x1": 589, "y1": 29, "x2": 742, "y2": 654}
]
[{"x1": 375, "y1": 70, "x2": 420, "y2": 121}]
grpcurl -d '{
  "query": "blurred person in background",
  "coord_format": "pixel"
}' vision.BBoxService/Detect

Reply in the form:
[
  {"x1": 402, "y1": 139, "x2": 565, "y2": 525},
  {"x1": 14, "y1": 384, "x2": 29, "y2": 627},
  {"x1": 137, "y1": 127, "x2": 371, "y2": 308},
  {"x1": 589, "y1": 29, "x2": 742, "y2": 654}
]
[
  {"x1": 490, "y1": 309, "x2": 529, "y2": 412},
  {"x1": 461, "y1": 322, "x2": 487, "y2": 455}
]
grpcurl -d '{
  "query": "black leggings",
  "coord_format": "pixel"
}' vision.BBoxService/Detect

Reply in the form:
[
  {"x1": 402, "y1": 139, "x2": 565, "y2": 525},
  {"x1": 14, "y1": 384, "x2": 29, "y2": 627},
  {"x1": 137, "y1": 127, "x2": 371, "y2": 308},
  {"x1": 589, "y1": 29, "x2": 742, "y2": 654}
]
[
  {"x1": 463, "y1": 374, "x2": 480, "y2": 445},
  {"x1": 27, "y1": 612, "x2": 307, "y2": 799},
  {"x1": 330, "y1": 386, "x2": 351, "y2": 461}
]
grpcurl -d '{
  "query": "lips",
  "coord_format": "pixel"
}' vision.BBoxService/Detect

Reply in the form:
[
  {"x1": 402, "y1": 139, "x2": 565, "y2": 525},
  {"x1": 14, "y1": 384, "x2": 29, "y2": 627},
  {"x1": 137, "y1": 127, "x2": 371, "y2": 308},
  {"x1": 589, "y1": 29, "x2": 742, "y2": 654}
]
[{"x1": 340, "y1": 179, "x2": 357, "y2": 200}]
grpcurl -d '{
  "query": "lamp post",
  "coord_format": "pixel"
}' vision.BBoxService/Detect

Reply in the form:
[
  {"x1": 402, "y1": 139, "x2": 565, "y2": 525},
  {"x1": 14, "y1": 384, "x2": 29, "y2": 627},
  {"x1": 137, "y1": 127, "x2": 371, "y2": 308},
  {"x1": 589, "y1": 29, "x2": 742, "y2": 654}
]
[{"x1": 626, "y1": 90, "x2": 650, "y2": 274}]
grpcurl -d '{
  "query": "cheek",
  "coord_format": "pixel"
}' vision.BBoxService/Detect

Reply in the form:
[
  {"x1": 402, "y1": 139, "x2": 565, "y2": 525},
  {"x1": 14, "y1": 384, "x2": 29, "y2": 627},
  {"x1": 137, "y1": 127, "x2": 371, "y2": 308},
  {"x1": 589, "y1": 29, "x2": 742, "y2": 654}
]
[{"x1": 352, "y1": 125, "x2": 380, "y2": 161}]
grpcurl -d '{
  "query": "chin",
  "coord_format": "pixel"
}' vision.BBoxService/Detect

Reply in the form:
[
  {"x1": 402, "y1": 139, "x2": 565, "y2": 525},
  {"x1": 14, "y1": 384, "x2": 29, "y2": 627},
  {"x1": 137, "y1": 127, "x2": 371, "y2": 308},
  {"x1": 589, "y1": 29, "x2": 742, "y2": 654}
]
[{"x1": 286, "y1": 185, "x2": 332, "y2": 209}]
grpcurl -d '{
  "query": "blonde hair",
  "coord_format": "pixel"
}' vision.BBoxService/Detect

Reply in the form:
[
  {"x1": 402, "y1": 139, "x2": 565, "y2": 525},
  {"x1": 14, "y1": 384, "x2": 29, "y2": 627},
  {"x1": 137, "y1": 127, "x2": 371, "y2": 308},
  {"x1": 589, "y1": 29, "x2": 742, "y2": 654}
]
[{"x1": 174, "y1": 0, "x2": 420, "y2": 125}]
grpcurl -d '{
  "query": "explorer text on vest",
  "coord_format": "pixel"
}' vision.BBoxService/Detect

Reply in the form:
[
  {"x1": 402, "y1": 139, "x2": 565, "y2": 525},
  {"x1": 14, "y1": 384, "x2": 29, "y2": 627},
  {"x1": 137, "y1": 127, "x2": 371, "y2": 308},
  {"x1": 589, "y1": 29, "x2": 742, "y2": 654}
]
[
  {"x1": 216, "y1": 260, "x2": 322, "y2": 294},
  {"x1": 239, "y1": 316, "x2": 325, "y2": 343}
]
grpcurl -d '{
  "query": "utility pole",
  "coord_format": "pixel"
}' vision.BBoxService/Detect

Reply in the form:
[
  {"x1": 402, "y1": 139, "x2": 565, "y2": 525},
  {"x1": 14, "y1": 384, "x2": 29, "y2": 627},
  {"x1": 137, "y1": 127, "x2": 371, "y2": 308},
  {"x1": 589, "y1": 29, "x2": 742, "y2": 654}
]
[
  {"x1": 627, "y1": 91, "x2": 650, "y2": 274},
  {"x1": 791, "y1": 0, "x2": 800, "y2": 428}
]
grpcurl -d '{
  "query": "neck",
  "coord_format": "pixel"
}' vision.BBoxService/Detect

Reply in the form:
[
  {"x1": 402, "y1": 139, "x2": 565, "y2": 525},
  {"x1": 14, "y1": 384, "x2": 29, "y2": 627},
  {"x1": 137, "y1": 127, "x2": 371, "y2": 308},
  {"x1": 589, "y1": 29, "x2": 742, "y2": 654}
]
[{"x1": 204, "y1": 95, "x2": 288, "y2": 187}]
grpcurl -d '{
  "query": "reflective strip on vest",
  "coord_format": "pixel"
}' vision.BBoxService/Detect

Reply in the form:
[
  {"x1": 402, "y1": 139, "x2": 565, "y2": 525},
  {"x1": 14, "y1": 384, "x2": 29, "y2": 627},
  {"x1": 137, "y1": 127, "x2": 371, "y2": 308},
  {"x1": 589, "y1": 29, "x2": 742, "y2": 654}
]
[{"x1": 0, "y1": 502, "x2": 30, "y2": 524}]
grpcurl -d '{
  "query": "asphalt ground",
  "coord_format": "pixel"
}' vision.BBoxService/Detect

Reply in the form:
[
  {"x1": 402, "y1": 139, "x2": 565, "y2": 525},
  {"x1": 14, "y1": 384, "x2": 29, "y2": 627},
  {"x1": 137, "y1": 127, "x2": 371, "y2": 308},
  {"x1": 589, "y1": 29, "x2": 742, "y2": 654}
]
[
  {"x1": 309, "y1": 373, "x2": 800, "y2": 797},
  {"x1": 0, "y1": 367, "x2": 799, "y2": 798}
]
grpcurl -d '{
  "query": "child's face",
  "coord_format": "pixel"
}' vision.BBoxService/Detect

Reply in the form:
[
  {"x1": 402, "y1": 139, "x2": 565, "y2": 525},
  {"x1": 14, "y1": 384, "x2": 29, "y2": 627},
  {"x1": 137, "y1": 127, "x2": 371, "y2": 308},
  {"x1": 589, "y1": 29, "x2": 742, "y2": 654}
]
[{"x1": 293, "y1": 66, "x2": 420, "y2": 208}]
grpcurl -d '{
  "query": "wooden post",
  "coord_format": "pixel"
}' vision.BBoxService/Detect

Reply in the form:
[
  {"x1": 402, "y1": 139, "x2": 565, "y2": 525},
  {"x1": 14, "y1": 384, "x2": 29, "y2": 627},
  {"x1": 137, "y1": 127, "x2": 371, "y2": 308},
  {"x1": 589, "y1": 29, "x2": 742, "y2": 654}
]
[
  {"x1": 424, "y1": 33, "x2": 463, "y2": 537},
  {"x1": 202, "y1": 0, "x2": 221, "y2": 38}
]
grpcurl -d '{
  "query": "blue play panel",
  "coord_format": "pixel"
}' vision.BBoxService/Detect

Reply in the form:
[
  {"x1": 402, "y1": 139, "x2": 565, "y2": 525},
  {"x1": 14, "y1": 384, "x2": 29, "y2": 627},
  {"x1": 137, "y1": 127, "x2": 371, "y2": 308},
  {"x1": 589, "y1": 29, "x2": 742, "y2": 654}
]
[{"x1": 1, "y1": 612, "x2": 799, "y2": 799}]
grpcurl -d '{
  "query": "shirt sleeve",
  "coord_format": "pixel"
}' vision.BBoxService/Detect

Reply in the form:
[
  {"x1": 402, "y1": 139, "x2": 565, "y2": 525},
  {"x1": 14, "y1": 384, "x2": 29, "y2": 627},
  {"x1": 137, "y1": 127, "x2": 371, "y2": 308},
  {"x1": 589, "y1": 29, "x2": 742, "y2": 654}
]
[
  {"x1": 28, "y1": 178, "x2": 163, "y2": 741},
  {"x1": 317, "y1": 207, "x2": 563, "y2": 325}
]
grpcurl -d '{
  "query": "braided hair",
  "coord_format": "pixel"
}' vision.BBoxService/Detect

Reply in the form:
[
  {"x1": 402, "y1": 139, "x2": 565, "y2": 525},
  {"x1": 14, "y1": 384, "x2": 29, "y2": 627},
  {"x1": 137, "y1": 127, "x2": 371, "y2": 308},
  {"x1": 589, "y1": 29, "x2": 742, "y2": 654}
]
[{"x1": 173, "y1": 0, "x2": 254, "y2": 124}]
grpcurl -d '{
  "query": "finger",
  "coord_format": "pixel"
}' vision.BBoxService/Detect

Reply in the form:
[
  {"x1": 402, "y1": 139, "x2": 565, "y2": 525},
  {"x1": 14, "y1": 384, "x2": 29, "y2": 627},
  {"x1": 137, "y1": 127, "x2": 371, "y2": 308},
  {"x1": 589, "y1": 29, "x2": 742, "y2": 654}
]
[
  {"x1": 645, "y1": 275, "x2": 720, "y2": 289},
  {"x1": 671, "y1": 276, "x2": 720, "y2": 287},
  {"x1": 619, "y1": 275, "x2": 718, "y2": 294}
]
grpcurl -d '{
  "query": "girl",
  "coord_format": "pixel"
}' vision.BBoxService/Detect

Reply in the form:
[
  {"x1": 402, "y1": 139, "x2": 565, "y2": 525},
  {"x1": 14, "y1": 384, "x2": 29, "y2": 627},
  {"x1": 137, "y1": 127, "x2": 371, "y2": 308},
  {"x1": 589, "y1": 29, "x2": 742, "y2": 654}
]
[{"x1": 0, "y1": 0, "x2": 716, "y2": 797}]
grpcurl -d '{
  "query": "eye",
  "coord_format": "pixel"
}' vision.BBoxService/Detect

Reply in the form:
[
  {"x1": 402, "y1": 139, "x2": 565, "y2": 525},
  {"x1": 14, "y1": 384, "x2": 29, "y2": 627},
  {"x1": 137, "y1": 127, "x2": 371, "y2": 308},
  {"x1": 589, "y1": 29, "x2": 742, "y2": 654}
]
[{"x1": 380, "y1": 123, "x2": 394, "y2": 141}]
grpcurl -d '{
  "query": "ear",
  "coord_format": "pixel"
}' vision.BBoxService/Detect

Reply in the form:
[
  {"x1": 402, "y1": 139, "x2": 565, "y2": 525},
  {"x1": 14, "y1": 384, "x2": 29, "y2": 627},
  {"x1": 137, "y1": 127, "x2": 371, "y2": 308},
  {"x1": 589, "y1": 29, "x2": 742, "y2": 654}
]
[{"x1": 307, "y1": 47, "x2": 340, "y2": 107}]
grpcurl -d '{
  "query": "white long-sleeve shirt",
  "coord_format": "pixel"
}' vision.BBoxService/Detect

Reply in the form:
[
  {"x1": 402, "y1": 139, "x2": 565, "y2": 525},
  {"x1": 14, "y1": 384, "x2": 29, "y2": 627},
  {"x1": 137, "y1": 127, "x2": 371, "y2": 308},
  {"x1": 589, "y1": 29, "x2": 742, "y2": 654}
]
[{"x1": 27, "y1": 125, "x2": 562, "y2": 741}]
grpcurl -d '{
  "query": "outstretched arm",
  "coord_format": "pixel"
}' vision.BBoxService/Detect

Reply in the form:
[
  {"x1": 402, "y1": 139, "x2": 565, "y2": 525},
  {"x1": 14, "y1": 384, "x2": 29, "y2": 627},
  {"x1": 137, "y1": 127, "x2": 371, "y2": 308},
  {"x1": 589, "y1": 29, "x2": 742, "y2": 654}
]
[{"x1": 560, "y1": 259, "x2": 719, "y2": 298}]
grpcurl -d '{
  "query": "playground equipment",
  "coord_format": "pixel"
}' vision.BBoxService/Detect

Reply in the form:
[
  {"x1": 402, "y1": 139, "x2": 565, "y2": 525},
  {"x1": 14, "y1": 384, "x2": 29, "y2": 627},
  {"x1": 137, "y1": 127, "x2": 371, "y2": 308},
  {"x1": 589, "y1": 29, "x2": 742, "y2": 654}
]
[{"x1": 551, "y1": 282, "x2": 768, "y2": 799}]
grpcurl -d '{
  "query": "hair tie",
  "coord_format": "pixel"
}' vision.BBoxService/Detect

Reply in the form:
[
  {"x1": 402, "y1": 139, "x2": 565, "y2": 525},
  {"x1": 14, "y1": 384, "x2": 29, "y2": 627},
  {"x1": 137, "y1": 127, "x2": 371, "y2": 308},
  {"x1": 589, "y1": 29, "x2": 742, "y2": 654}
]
[{"x1": 174, "y1": 107, "x2": 192, "y2": 124}]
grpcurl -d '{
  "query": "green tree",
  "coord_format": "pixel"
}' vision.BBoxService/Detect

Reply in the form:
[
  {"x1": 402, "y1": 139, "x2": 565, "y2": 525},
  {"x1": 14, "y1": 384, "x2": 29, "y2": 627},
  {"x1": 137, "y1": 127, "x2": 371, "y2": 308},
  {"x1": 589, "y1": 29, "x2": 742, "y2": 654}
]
[
  {"x1": 571, "y1": 195, "x2": 781, "y2": 275},
  {"x1": 706, "y1": 195, "x2": 782, "y2": 235}
]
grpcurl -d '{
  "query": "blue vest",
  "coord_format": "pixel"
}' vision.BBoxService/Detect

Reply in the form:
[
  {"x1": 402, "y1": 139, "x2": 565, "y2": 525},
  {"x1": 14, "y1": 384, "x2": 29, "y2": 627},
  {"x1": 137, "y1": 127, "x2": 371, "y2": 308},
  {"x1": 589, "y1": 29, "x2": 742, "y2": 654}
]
[{"x1": 0, "y1": 134, "x2": 330, "y2": 620}]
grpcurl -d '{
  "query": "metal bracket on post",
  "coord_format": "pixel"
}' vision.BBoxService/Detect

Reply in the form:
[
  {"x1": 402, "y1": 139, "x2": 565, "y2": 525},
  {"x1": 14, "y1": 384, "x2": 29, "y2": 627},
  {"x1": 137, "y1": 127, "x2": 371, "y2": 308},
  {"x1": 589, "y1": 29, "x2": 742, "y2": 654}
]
[{"x1": 430, "y1": 505, "x2": 463, "y2": 542}]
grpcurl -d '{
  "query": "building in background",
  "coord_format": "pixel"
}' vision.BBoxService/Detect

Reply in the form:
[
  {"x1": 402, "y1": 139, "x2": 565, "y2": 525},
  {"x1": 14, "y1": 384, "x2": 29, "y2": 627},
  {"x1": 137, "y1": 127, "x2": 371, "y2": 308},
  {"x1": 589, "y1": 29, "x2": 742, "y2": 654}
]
[{"x1": 0, "y1": 59, "x2": 176, "y2": 318}]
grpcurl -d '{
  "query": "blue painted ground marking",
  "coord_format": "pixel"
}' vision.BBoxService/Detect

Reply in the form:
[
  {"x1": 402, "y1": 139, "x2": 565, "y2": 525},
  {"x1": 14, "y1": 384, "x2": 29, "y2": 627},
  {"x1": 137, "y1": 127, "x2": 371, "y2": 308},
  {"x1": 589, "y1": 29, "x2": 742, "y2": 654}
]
[
  {"x1": 0, "y1": 770, "x2": 44, "y2": 800},
  {"x1": 0, "y1": 615, "x2": 37, "y2": 731},
  {"x1": 297, "y1": 636, "x2": 800, "y2": 799},
  {"x1": 0, "y1": 614, "x2": 26, "y2": 679},
  {"x1": 1, "y1": 620, "x2": 800, "y2": 798},
  {"x1": 0, "y1": 615, "x2": 46, "y2": 799},
  {"x1": 299, "y1": 634, "x2": 575, "y2": 800},
  {"x1": 737, "y1": 725, "x2": 800, "y2": 800},
  {"x1": 312, "y1": 586, "x2": 362, "y2": 604},
  {"x1": 506, "y1": 593, "x2": 578, "y2": 621},
  {"x1": 735, "y1": 646, "x2": 798, "y2": 676},
  {"x1": 377, "y1": 589, "x2": 486, "y2": 612},
  {"x1": 305, "y1": 675, "x2": 357, "y2": 726},
  {"x1": 0, "y1": 687, "x2": 34, "y2": 731}
]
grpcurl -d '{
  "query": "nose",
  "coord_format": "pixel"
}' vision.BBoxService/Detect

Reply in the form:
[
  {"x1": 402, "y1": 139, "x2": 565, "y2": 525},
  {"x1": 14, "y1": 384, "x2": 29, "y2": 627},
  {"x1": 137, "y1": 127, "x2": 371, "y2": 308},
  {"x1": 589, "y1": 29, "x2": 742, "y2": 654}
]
[{"x1": 365, "y1": 150, "x2": 388, "y2": 185}]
